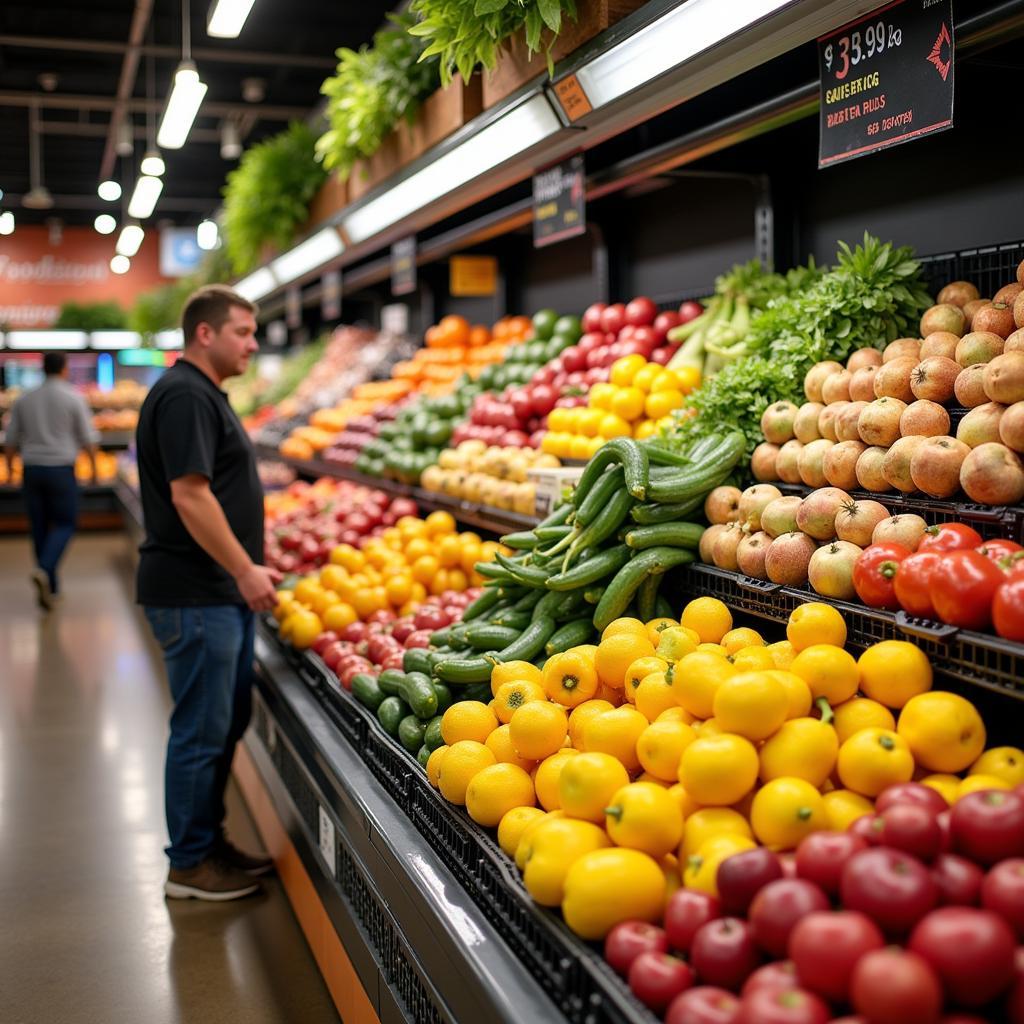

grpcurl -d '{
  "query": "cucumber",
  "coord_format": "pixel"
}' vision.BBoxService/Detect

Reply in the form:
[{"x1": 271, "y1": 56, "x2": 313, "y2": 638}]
[
  {"x1": 495, "y1": 615, "x2": 556, "y2": 663},
  {"x1": 351, "y1": 673, "x2": 385, "y2": 712},
  {"x1": 378, "y1": 669, "x2": 407, "y2": 697},
  {"x1": 584, "y1": 586, "x2": 605, "y2": 605},
  {"x1": 491, "y1": 609, "x2": 532, "y2": 631},
  {"x1": 495, "y1": 552, "x2": 549, "y2": 589},
  {"x1": 417, "y1": 745, "x2": 431, "y2": 768},
  {"x1": 402, "y1": 648, "x2": 433, "y2": 675},
  {"x1": 546, "y1": 618, "x2": 596, "y2": 655},
  {"x1": 594, "y1": 547, "x2": 696, "y2": 632},
  {"x1": 535, "y1": 502, "x2": 573, "y2": 530},
  {"x1": 641, "y1": 442, "x2": 693, "y2": 467},
  {"x1": 466, "y1": 622, "x2": 521, "y2": 651},
  {"x1": 546, "y1": 544, "x2": 632, "y2": 591},
  {"x1": 646, "y1": 433, "x2": 745, "y2": 502},
  {"x1": 630, "y1": 494, "x2": 705, "y2": 524},
  {"x1": 377, "y1": 696, "x2": 407, "y2": 737},
  {"x1": 512, "y1": 590, "x2": 545, "y2": 612},
  {"x1": 424, "y1": 716, "x2": 445, "y2": 751},
  {"x1": 461, "y1": 586, "x2": 502, "y2": 622},
  {"x1": 502, "y1": 530, "x2": 540, "y2": 550},
  {"x1": 463, "y1": 681, "x2": 493, "y2": 703},
  {"x1": 572, "y1": 487, "x2": 635, "y2": 554},
  {"x1": 625, "y1": 522, "x2": 706, "y2": 550},
  {"x1": 553, "y1": 587, "x2": 588, "y2": 620},
  {"x1": 431, "y1": 681, "x2": 454, "y2": 714},
  {"x1": 399, "y1": 671, "x2": 439, "y2": 719},
  {"x1": 534, "y1": 524, "x2": 573, "y2": 543},
  {"x1": 435, "y1": 655, "x2": 494, "y2": 684},
  {"x1": 637, "y1": 574, "x2": 660, "y2": 622},
  {"x1": 655, "y1": 595, "x2": 674, "y2": 619},
  {"x1": 575, "y1": 464, "x2": 626, "y2": 527},
  {"x1": 398, "y1": 715, "x2": 427, "y2": 753},
  {"x1": 430, "y1": 627, "x2": 454, "y2": 647}
]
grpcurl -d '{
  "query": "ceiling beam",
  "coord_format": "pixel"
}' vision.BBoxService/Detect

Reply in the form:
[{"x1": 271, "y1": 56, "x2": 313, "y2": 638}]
[
  {"x1": 99, "y1": 0, "x2": 153, "y2": 181},
  {"x1": 0, "y1": 34, "x2": 337, "y2": 70},
  {"x1": 0, "y1": 90, "x2": 310, "y2": 120},
  {"x1": 3, "y1": 192, "x2": 213, "y2": 212},
  {"x1": 38, "y1": 119, "x2": 221, "y2": 143}
]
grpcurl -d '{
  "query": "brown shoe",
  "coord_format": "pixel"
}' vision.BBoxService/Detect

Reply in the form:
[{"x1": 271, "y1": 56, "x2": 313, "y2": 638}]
[
  {"x1": 165, "y1": 857, "x2": 261, "y2": 901},
  {"x1": 215, "y1": 836, "x2": 275, "y2": 876}
]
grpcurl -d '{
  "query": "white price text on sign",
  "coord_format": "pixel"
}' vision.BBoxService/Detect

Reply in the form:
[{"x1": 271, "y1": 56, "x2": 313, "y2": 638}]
[{"x1": 317, "y1": 805, "x2": 336, "y2": 878}]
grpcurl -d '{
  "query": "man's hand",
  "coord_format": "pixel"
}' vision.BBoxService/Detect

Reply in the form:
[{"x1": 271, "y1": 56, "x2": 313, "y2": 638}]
[{"x1": 235, "y1": 563, "x2": 283, "y2": 612}]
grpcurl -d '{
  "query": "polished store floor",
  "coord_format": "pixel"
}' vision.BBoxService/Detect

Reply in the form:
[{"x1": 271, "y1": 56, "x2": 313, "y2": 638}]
[{"x1": 0, "y1": 532, "x2": 339, "y2": 1023}]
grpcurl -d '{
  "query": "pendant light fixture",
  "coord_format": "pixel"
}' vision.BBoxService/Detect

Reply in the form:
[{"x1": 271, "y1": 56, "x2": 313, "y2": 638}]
[
  {"x1": 158, "y1": 0, "x2": 207, "y2": 150},
  {"x1": 23, "y1": 103, "x2": 54, "y2": 210},
  {"x1": 140, "y1": 37, "x2": 165, "y2": 176}
]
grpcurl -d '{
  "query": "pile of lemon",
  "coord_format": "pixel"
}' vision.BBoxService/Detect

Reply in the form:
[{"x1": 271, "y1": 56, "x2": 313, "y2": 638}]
[{"x1": 425, "y1": 596, "x2": 1022, "y2": 942}]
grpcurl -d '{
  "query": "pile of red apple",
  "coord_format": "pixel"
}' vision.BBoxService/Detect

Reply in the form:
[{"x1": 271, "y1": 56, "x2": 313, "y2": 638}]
[
  {"x1": 310, "y1": 593, "x2": 476, "y2": 688},
  {"x1": 573, "y1": 297, "x2": 704, "y2": 370},
  {"x1": 605, "y1": 783, "x2": 1024, "y2": 1023},
  {"x1": 323, "y1": 404, "x2": 400, "y2": 468},
  {"x1": 265, "y1": 481, "x2": 419, "y2": 576},
  {"x1": 453, "y1": 390, "x2": 558, "y2": 450}
]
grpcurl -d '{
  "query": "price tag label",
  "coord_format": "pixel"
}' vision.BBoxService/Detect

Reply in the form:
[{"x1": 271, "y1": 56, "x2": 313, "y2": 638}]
[
  {"x1": 320, "y1": 270, "x2": 342, "y2": 321},
  {"x1": 818, "y1": 0, "x2": 953, "y2": 168},
  {"x1": 533, "y1": 153, "x2": 586, "y2": 248},
  {"x1": 391, "y1": 236, "x2": 417, "y2": 297},
  {"x1": 317, "y1": 805, "x2": 336, "y2": 879},
  {"x1": 553, "y1": 74, "x2": 593, "y2": 122}
]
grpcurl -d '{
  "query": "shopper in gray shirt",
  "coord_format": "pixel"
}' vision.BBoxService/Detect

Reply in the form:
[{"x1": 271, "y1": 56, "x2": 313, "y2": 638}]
[{"x1": 4, "y1": 352, "x2": 99, "y2": 608}]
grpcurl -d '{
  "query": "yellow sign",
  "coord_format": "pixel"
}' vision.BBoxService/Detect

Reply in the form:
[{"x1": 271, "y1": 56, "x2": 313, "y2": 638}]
[{"x1": 450, "y1": 255, "x2": 498, "y2": 297}]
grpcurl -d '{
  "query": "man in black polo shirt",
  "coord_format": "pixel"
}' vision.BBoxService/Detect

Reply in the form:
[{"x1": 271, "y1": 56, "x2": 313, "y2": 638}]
[{"x1": 136, "y1": 284, "x2": 280, "y2": 900}]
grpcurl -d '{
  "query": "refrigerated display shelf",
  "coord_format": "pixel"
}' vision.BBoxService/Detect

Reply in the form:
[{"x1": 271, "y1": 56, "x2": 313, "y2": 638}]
[{"x1": 260, "y1": 618, "x2": 660, "y2": 1024}]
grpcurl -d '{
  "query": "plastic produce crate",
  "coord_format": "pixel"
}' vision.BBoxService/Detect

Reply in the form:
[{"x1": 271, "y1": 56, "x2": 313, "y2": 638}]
[
  {"x1": 682, "y1": 564, "x2": 1024, "y2": 704},
  {"x1": 916, "y1": 238, "x2": 1023, "y2": 299},
  {"x1": 268, "y1": 633, "x2": 660, "y2": 1024}
]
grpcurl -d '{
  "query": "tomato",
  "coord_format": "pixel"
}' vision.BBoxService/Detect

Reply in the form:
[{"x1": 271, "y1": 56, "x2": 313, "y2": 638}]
[
  {"x1": 625, "y1": 296, "x2": 658, "y2": 327},
  {"x1": 850, "y1": 948, "x2": 943, "y2": 1024},
  {"x1": 601, "y1": 303, "x2": 627, "y2": 335},
  {"x1": 977, "y1": 538, "x2": 1024, "y2": 563},
  {"x1": 413, "y1": 605, "x2": 450, "y2": 631},
  {"x1": 879, "y1": 804, "x2": 943, "y2": 862},
  {"x1": 664, "y1": 889, "x2": 722, "y2": 954},
  {"x1": 994, "y1": 577, "x2": 1024, "y2": 641},
  {"x1": 790, "y1": 910, "x2": 885, "y2": 1003},
  {"x1": 741, "y1": 961, "x2": 799, "y2": 997},
  {"x1": 716, "y1": 849, "x2": 785, "y2": 915},
  {"x1": 628, "y1": 952, "x2": 695, "y2": 1011},
  {"x1": 909, "y1": 907, "x2": 1017, "y2": 1007},
  {"x1": 876, "y1": 781, "x2": 949, "y2": 815},
  {"x1": 679, "y1": 301, "x2": 704, "y2": 322},
  {"x1": 918, "y1": 523, "x2": 983, "y2": 553},
  {"x1": 748, "y1": 879, "x2": 830, "y2": 958},
  {"x1": 853, "y1": 543, "x2": 911, "y2": 609},
  {"x1": 950, "y1": 789, "x2": 1024, "y2": 865},
  {"x1": 981, "y1": 859, "x2": 1024, "y2": 939},
  {"x1": 795, "y1": 831, "x2": 868, "y2": 896},
  {"x1": 689, "y1": 918, "x2": 761, "y2": 992},
  {"x1": 931, "y1": 853, "x2": 984, "y2": 906},
  {"x1": 404, "y1": 629, "x2": 432, "y2": 649},
  {"x1": 604, "y1": 921, "x2": 669, "y2": 976},
  {"x1": 893, "y1": 551, "x2": 942, "y2": 618},
  {"x1": 582, "y1": 303, "x2": 607, "y2": 333},
  {"x1": 311, "y1": 631, "x2": 339, "y2": 656},
  {"x1": 666, "y1": 986, "x2": 741, "y2": 1024},
  {"x1": 840, "y1": 847, "x2": 938, "y2": 934},
  {"x1": 929, "y1": 550, "x2": 1005, "y2": 629},
  {"x1": 735, "y1": 986, "x2": 830, "y2": 1024}
]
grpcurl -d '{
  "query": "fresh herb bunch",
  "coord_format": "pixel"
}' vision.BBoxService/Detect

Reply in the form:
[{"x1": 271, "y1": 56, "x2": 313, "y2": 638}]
[
  {"x1": 316, "y1": 14, "x2": 440, "y2": 177},
  {"x1": 222, "y1": 122, "x2": 327, "y2": 275},
  {"x1": 670, "y1": 234, "x2": 932, "y2": 460},
  {"x1": 409, "y1": 0, "x2": 577, "y2": 87}
]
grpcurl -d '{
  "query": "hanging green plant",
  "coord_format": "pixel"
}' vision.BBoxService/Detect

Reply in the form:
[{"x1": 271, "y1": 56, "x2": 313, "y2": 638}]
[
  {"x1": 408, "y1": 0, "x2": 577, "y2": 87},
  {"x1": 54, "y1": 300, "x2": 127, "y2": 330},
  {"x1": 316, "y1": 13, "x2": 440, "y2": 177},
  {"x1": 222, "y1": 122, "x2": 326, "y2": 275}
]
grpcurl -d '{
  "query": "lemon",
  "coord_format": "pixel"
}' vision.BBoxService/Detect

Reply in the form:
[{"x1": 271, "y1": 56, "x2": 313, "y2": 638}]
[
  {"x1": 919, "y1": 774, "x2": 960, "y2": 806},
  {"x1": 425, "y1": 745, "x2": 448, "y2": 789},
  {"x1": 837, "y1": 728, "x2": 914, "y2": 797},
  {"x1": 567, "y1": 699, "x2": 615, "y2": 749},
  {"x1": 509, "y1": 701, "x2": 568, "y2": 761},
  {"x1": 957, "y1": 774, "x2": 1011, "y2": 799},
  {"x1": 601, "y1": 617, "x2": 649, "y2": 642},
  {"x1": 582, "y1": 706, "x2": 648, "y2": 773},
  {"x1": 521, "y1": 818, "x2": 609, "y2": 906},
  {"x1": 668, "y1": 783, "x2": 703, "y2": 820},
  {"x1": 721, "y1": 626, "x2": 764, "y2": 655},
  {"x1": 679, "y1": 733, "x2": 759, "y2": 807},
  {"x1": 897, "y1": 691, "x2": 985, "y2": 773},
  {"x1": 497, "y1": 806, "x2": 546, "y2": 858},
  {"x1": 969, "y1": 746, "x2": 1024, "y2": 787},
  {"x1": 485, "y1": 724, "x2": 536, "y2": 771},
  {"x1": 558, "y1": 752, "x2": 630, "y2": 823},
  {"x1": 635, "y1": 673, "x2": 680, "y2": 722},
  {"x1": 787, "y1": 602, "x2": 847, "y2": 651},
  {"x1": 713, "y1": 671, "x2": 789, "y2": 742},
  {"x1": 672, "y1": 651, "x2": 736, "y2": 720},
  {"x1": 490, "y1": 659, "x2": 543, "y2": 697},
  {"x1": 533, "y1": 749, "x2": 579, "y2": 811},
  {"x1": 562, "y1": 848, "x2": 665, "y2": 940},
  {"x1": 822, "y1": 789, "x2": 875, "y2": 831},
  {"x1": 767, "y1": 640, "x2": 797, "y2": 669},
  {"x1": 604, "y1": 782, "x2": 684, "y2": 858},
  {"x1": 680, "y1": 597, "x2": 733, "y2": 644},
  {"x1": 637, "y1": 721, "x2": 696, "y2": 782},
  {"x1": 790, "y1": 645, "x2": 860, "y2": 707},
  {"x1": 514, "y1": 810, "x2": 563, "y2": 871},
  {"x1": 683, "y1": 833, "x2": 756, "y2": 895},
  {"x1": 441, "y1": 700, "x2": 499, "y2": 745},
  {"x1": 493, "y1": 680, "x2": 547, "y2": 724},
  {"x1": 751, "y1": 777, "x2": 828, "y2": 850},
  {"x1": 437, "y1": 740, "x2": 497, "y2": 805},
  {"x1": 767, "y1": 670, "x2": 813, "y2": 720},
  {"x1": 857, "y1": 640, "x2": 932, "y2": 709},
  {"x1": 680, "y1": 807, "x2": 753, "y2": 860},
  {"x1": 759, "y1": 718, "x2": 839, "y2": 788},
  {"x1": 596, "y1": 633, "x2": 656, "y2": 689},
  {"x1": 466, "y1": 763, "x2": 536, "y2": 826}
]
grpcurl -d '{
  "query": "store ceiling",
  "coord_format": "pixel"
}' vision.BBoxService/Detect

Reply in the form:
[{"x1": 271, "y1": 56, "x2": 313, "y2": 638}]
[{"x1": 0, "y1": 0, "x2": 394, "y2": 227}]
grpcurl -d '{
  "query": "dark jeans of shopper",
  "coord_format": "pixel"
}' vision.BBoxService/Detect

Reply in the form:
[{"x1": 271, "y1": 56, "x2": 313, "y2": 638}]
[
  {"x1": 23, "y1": 464, "x2": 79, "y2": 594},
  {"x1": 144, "y1": 604, "x2": 255, "y2": 870}
]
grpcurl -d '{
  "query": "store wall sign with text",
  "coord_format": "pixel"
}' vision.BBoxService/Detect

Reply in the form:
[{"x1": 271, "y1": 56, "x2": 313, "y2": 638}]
[
  {"x1": 0, "y1": 226, "x2": 170, "y2": 329},
  {"x1": 533, "y1": 153, "x2": 586, "y2": 248},
  {"x1": 818, "y1": 0, "x2": 954, "y2": 168}
]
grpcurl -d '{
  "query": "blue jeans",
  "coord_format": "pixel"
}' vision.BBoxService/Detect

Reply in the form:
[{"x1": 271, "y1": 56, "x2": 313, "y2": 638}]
[
  {"x1": 23, "y1": 464, "x2": 79, "y2": 593},
  {"x1": 144, "y1": 604, "x2": 255, "y2": 870}
]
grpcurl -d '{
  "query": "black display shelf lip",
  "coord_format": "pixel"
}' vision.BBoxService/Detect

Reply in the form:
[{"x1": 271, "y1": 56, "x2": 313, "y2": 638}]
[
  {"x1": 685, "y1": 562, "x2": 1024, "y2": 701},
  {"x1": 260, "y1": 620, "x2": 659, "y2": 1024}
]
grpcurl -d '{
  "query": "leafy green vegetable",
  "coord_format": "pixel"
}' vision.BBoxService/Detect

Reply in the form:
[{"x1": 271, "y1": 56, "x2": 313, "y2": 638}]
[
  {"x1": 409, "y1": 0, "x2": 577, "y2": 87},
  {"x1": 669, "y1": 234, "x2": 933, "y2": 460},
  {"x1": 316, "y1": 14, "x2": 440, "y2": 177},
  {"x1": 222, "y1": 122, "x2": 326, "y2": 275},
  {"x1": 54, "y1": 301, "x2": 126, "y2": 330}
]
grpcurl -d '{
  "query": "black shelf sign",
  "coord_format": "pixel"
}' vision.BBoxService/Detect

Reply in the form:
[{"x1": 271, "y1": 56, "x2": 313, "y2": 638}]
[
  {"x1": 391, "y1": 236, "x2": 417, "y2": 297},
  {"x1": 533, "y1": 153, "x2": 586, "y2": 248},
  {"x1": 321, "y1": 270, "x2": 342, "y2": 321},
  {"x1": 818, "y1": 0, "x2": 954, "y2": 168}
]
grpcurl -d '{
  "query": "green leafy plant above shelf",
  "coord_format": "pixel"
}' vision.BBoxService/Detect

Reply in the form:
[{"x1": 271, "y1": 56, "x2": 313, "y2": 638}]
[
  {"x1": 222, "y1": 122, "x2": 327, "y2": 275},
  {"x1": 316, "y1": 13, "x2": 440, "y2": 177},
  {"x1": 54, "y1": 300, "x2": 126, "y2": 331},
  {"x1": 409, "y1": 0, "x2": 578, "y2": 87}
]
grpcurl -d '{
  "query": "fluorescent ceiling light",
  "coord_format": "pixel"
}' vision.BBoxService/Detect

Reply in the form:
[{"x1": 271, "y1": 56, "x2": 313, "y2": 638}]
[
  {"x1": 270, "y1": 228, "x2": 345, "y2": 286},
  {"x1": 140, "y1": 149, "x2": 165, "y2": 177},
  {"x1": 207, "y1": 0, "x2": 257, "y2": 38},
  {"x1": 156, "y1": 329, "x2": 184, "y2": 350},
  {"x1": 157, "y1": 62, "x2": 208, "y2": 150},
  {"x1": 116, "y1": 223, "x2": 145, "y2": 257},
  {"x1": 0, "y1": 211, "x2": 14, "y2": 235},
  {"x1": 110, "y1": 255, "x2": 131, "y2": 275},
  {"x1": 94, "y1": 214, "x2": 117, "y2": 235},
  {"x1": 343, "y1": 93, "x2": 561, "y2": 245},
  {"x1": 196, "y1": 219, "x2": 219, "y2": 250},
  {"x1": 575, "y1": 0, "x2": 793, "y2": 110},
  {"x1": 7, "y1": 331, "x2": 88, "y2": 350},
  {"x1": 127, "y1": 175, "x2": 164, "y2": 219},
  {"x1": 91, "y1": 331, "x2": 141, "y2": 350},
  {"x1": 97, "y1": 180, "x2": 121, "y2": 201},
  {"x1": 234, "y1": 266, "x2": 277, "y2": 301}
]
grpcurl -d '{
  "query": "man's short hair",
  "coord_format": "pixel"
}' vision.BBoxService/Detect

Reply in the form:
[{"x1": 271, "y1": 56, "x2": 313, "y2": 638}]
[
  {"x1": 181, "y1": 285, "x2": 256, "y2": 344},
  {"x1": 43, "y1": 352, "x2": 66, "y2": 376}
]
